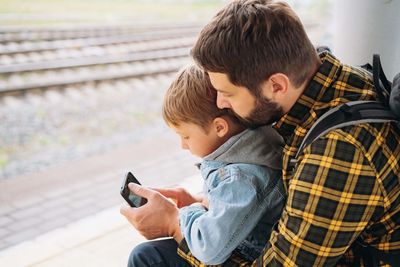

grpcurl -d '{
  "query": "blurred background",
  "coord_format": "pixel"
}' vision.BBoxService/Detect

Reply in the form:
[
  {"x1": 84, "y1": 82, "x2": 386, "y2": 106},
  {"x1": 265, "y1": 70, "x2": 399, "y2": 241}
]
[
  {"x1": 0, "y1": 0, "x2": 335, "y2": 266},
  {"x1": 2, "y1": 0, "x2": 398, "y2": 266},
  {"x1": 0, "y1": 0, "x2": 333, "y2": 180}
]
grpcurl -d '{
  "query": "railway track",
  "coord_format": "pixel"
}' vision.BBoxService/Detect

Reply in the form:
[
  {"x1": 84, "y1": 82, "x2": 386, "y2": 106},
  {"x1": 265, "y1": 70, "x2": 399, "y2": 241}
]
[
  {"x1": 0, "y1": 23, "x2": 201, "y2": 42},
  {"x1": 0, "y1": 24, "x2": 199, "y2": 96},
  {"x1": 0, "y1": 35, "x2": 195, "y2": 66},
  {"x1": 0, "y1": 27, "x2": 200, "y2": 55}
]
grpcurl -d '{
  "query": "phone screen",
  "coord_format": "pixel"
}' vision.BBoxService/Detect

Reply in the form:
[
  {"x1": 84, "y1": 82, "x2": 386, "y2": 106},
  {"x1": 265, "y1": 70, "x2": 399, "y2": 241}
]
[{"x1": 120, "y1": 172, "x2": 147, "y2": 207}]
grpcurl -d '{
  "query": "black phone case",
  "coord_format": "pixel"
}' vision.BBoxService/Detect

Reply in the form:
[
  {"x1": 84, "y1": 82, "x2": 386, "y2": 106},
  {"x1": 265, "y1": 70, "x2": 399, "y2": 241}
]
[{"x1": 120, "y1": 172, "x2": 147, "y2": 207}]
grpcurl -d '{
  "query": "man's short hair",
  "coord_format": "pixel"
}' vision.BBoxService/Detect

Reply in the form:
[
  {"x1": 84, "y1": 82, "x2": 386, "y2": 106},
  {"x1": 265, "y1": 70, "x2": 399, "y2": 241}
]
[
  {"x1": 162, "y1": 64, "x2": 229, "y2": 129},
  {"x1": 191, "y1": 0, "x2": 318, "y2": 94}
]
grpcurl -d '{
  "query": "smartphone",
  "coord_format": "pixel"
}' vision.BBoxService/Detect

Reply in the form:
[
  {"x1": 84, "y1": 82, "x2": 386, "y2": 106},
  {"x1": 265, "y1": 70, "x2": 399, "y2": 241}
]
[{"x1": 120, "y1": 172, "x2": 147, "y2": 207}]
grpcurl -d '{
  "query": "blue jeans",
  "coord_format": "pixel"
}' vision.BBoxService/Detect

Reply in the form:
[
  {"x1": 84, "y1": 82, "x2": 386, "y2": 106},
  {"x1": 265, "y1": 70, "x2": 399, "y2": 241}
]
[{"x1": 127, "y1": 238, "x2": 191, "y2": 267}]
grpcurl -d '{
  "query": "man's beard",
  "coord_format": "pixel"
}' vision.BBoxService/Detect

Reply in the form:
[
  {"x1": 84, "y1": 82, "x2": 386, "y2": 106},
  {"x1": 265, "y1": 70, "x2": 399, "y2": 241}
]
[{"x1": 230, "y1": 95, "x2": 284, "y2": 129}]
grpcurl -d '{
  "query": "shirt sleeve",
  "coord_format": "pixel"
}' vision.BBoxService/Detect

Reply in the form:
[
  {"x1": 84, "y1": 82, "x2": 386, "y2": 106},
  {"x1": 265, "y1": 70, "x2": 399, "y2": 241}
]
[
  {"x1": 178, "y1": 132, "x2": 384, "y2": 266},
  {"x1": 179, "y1": 165, "x2": 281, "y2": 265}
]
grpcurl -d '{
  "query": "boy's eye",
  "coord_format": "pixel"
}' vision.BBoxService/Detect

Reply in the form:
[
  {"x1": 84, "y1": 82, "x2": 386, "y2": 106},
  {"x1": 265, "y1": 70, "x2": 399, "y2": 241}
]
[
  {"x1": 183, "y1": 136, "x2": 189, "y2": 140},
  {"x1": 218, "y1": 90, "x2": 232, "y2": 98},
  {"x1": 222, "y1": 92, "x2": 233, "y2": 97}
]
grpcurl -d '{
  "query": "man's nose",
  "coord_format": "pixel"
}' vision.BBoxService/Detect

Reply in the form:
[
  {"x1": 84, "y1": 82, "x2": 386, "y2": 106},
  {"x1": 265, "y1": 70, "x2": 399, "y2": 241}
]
[{"x1": 216, "y1": 92, "x2": 231, "y2": 109}]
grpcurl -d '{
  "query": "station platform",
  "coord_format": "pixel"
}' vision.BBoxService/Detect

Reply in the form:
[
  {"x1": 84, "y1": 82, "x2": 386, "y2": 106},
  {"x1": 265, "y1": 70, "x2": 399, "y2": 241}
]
[
  {"x1": 0, "y1": 130, "x2": 201, "y2": 266},
  {"x1": 0, "y1": 176, "x2": 202, "y2": 267}
]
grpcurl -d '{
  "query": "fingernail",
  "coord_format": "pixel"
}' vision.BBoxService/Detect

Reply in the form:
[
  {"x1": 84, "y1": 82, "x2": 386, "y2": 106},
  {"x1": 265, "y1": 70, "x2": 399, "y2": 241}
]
[{"x1": 128, "y1": 182, "x2": 138, "y2": 190}]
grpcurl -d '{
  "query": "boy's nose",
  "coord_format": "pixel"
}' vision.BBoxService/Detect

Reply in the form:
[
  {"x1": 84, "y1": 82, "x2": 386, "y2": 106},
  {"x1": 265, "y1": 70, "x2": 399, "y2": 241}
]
[
  {"x1": 181, "y1": 140, "x2": 189, "y2": 150},
  {"x1": 216, "y1": 92, "x2": 231, "y2": 109}
]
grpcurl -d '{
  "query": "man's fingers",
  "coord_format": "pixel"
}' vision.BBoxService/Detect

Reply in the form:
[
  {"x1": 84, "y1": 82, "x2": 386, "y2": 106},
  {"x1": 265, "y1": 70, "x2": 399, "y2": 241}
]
[
  {"x1": 154, "y1": 187, "x2": 178, "y2": 198},
  {"x1": 120, "y1": 204, "x2": 133, "y2": 217},
  {"x1": 128, "y1": 183, "x2": 154, "y2": 199}
]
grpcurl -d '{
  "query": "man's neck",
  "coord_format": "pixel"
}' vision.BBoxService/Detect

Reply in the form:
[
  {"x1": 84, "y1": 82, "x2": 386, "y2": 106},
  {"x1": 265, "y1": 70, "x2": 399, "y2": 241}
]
[{"x1": 283, "y1": 58, "x2": 322, "y2": 114}]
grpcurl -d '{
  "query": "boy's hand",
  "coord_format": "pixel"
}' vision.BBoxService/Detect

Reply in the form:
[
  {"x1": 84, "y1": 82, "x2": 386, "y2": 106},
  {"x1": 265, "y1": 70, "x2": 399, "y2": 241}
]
[
  {"x1": 154, "y1": 187, "x2": 203, "y2": 208},
  {"x1": 120, "y1": 183, "x2": 183, "y2": 242},
  {"x1": 201, "y1": 196, "x2": 209, "y2": 209}
]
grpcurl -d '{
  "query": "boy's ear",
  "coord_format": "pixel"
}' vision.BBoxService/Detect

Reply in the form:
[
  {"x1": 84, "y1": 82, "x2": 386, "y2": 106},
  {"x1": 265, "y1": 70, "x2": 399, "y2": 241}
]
[{"x1": 213, "y1": 117, "x2": 229, "y2": 138}]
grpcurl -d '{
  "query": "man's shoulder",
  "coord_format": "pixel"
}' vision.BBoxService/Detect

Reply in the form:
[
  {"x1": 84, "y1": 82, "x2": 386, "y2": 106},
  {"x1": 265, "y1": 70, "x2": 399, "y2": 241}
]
[
  {"x1": 334, "y1": 64, "x2": 375, "y2": 98},
  {"x1": 326, "y1": 121, "x2": 397, "y2": 144},
  {"x1": 315, "y1": 121, "x2": 400, "y2": 173}
]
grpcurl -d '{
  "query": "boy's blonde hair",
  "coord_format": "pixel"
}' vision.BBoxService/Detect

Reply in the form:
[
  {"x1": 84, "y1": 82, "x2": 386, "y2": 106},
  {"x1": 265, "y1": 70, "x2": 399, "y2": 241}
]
[{"x1": 163, "y1": 64, "x2": 229, "y2": 130}]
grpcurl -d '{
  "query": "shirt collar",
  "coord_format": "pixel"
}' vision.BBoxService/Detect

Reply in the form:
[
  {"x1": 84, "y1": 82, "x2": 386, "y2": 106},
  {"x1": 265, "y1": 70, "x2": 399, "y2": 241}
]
[{"x1": 274, "y1": 52, "x2": 341, "y2": 138}]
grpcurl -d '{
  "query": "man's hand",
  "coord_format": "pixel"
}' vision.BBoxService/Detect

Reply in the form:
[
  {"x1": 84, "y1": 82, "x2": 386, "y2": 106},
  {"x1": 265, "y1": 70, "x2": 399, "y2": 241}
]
[
  {"x1": 154, "y1": 187, "x2": 203, "y2": 208},
  {"x1": 120, "y1": 183, "x2": 183, "y2": 242}
]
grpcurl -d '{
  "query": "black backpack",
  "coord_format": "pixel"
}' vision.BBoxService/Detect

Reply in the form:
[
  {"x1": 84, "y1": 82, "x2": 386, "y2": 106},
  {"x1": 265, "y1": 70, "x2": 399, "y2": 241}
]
[
  {"x1": 292, "y1": 54, "x2": 399, "y2": 163},
  {"x1": 290, "y1": 54, "x2": 400, "y2": 266}
]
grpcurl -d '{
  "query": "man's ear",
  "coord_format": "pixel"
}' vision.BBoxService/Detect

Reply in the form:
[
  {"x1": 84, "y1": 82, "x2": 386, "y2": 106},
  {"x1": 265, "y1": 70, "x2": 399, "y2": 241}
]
[
  {"x1": 212, "y1": 117, "x2": 229, "y2": 138},
  {"x1": 262, "y1": 73, "x2": 289, "y2": 101}
]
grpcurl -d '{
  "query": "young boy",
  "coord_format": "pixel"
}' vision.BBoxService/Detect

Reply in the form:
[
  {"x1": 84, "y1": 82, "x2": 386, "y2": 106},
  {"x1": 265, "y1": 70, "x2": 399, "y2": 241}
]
[
  {"x1": 158, "y1": 64, "x2": 286, "y2": 265},
  {"x1": 125, "y1": 64, "x2": 285, "y2": 266}
]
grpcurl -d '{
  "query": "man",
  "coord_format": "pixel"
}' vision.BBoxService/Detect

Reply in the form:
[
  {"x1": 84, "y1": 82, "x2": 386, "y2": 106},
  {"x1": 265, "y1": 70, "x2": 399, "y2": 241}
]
[{"x1": 121, "y1": 0, "x2": 400, "y2": 266}]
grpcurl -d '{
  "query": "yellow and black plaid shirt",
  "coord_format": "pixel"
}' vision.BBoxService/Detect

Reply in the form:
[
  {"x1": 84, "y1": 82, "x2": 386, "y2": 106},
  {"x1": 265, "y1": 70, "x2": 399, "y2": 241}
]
[{"x1": 177, "y1": 52, "x2": 400, "y2": 266}]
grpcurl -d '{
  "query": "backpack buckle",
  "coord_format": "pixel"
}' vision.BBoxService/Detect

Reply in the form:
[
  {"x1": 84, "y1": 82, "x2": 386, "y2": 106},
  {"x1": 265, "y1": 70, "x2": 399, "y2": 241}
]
[
  {"x1": 339, "y1": 103, "x2": 361, "y2": 119},
  {"x1": 288, "y1": 158, "x2": 297, "y2": 172}
]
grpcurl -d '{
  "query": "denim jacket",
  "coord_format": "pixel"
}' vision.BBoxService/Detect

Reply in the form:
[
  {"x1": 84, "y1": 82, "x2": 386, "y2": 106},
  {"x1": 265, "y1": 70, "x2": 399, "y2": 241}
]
[{"x1": 179, "y1": 125, "x2": 286, "y2": 265}]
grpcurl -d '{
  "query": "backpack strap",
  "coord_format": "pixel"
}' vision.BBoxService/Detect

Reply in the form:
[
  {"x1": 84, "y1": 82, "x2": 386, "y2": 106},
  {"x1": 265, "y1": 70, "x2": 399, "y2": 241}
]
[
  {"x1": 372, "y1": 54, "x2": 392, "y2": 105},
  {"x1": 289, "y1": 101, "x2": 397, "y2": 169},
  {"x1": 389, "y1": 72, "x2": 400, "y2": 117}
]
